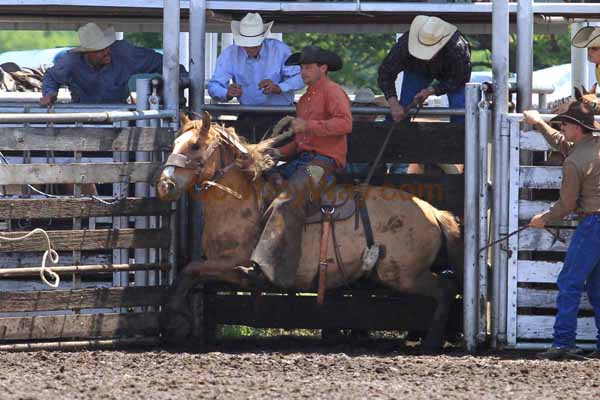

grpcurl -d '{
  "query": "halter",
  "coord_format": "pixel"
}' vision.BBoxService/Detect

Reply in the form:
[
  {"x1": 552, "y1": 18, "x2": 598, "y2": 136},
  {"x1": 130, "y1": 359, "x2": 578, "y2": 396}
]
[{"x1": 163, "y1": 124, "x2": 246, "y2": 199}]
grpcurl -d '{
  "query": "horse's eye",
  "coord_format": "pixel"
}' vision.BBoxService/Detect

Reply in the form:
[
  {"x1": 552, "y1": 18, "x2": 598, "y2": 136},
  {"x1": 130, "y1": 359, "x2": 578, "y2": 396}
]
[{"x1": 191, "y1": 143, "x2": 200, "y2": 151}]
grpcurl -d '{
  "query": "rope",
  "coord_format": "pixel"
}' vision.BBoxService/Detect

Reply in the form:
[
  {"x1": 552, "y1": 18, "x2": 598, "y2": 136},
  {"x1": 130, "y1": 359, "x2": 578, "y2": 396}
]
[{"x1": 0, "y1": 228, "x2": 60, "y2": 288}]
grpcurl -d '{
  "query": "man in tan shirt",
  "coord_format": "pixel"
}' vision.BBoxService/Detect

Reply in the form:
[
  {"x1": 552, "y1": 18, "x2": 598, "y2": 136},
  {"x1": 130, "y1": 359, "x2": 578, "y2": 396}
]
[{"x1": 523, "y1": 101, "x2": 600, "y2": 360}]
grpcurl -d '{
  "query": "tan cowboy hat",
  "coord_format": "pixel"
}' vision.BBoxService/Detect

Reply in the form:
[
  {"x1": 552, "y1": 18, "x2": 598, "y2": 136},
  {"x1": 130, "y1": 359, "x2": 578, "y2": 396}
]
[
  {"x1": 71, "y1": 23, "x2": 116, "y2": 53},
  {"x1": 572, "y1": 26, "x2": 600, "y2": 48},
  {"x1": 231, "y1": 13, "x2": 274, "y2": 48},
  {"x1": 408, "y1": 15, "x2": 457, "y2": 61}
]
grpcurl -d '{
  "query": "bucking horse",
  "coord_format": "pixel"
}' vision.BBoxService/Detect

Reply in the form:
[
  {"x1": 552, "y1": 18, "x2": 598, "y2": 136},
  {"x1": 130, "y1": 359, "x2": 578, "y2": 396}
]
[{"x1": 156, "y1": 112, "x2": 463, "y2": 352}]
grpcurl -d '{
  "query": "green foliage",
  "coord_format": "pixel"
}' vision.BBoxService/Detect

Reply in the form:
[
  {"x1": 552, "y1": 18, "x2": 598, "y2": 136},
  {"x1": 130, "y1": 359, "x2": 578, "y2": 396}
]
[
  {"x1": 218, "y1": 325, "x2": 319, "y2": 338},
  {"x1": 284, "y1": 32, "x2": 397, "y2": 93},
  {"x1": 0, "y1": 31, "x2": 77, "y2": 52},
  {"x1": 124, "y1": 32, "x2": 163, "y2": 49},
  {"x1": 531, "y1": 33, "x2": 571, "y2": 70}
]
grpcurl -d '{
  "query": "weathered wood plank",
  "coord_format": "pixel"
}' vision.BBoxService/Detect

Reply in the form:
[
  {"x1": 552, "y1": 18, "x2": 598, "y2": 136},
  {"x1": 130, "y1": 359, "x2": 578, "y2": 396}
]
[
  {"x1": 519, "y1": 166, "x2": 562, "y2": 189},
  {"x1": 0, "y1": 162, "x2": 161, "y2": 185},
  {"x1": 0, "y1": 252, "x2": 110, "y2": 269},
  {"x1": 517, "y1": 287, "x2": 592, "y2": 310},
  {"x1": 0, "y1": 198, "x2": 171, "y2": 219},
  {"x1": 517, "y1": 315, "x2": 596, "y2": 340},
  {"x1": 0, "y1": 263, "x2": 170, "y2": 278},
  {"x1": 520, "y1": 131, "x2": 553, "y2": 151},
  {"x1": 0, "y1": 127, "x2": 174, "y2": 151},
  {"x1": 518, "y1": 200, "x2": 579, "y2": 222},
  {"x1": 0, "y1": 228, "x2": 170, "y2": 252},
  {"x1": 205, "y1": 293, "x2": 436, "y2": 331},
  {"x1": 0, "y1": 312, "x2": 160, "y2": 341},
  {"x1": 348, "y1": 122, "x2": 465, "y2": 164},
  {"x1": 517, "y1": 260, "x2": 563, "y2": 283},
  {"x1": 518, "y1": 227, "x2": 572, "y2": 252},
  {"x1": 0, "y1": 286, "x2": 167, "y2": 313}
]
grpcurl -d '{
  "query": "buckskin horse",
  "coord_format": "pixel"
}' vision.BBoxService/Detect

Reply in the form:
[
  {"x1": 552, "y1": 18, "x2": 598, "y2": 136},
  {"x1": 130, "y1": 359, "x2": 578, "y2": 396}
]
[{"x1": 156, "y1": 112, "x2": 463, "y2": 352}]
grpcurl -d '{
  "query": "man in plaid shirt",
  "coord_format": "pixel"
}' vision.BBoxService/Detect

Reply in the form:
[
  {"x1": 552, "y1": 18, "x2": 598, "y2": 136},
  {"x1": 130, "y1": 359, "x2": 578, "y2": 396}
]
[{"x1": 378, "y1": 15, "x2": 471, "y2": 124}]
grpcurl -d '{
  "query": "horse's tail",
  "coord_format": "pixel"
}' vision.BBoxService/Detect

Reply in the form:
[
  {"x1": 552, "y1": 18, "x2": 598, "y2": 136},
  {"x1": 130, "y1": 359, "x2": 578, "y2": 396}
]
[{"x1": 434, "y1": 209, "x2": 464, "y2": 290}]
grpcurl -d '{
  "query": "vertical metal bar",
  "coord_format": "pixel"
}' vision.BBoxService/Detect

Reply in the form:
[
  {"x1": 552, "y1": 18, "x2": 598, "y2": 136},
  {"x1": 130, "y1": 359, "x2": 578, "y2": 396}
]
[
  {"x1": 571, "y1": 22, "x2": 588, "y2": 95},
  {"x1": 190, "y1": 0, "x2": 207, "y2": 263},
  {"x1": 134, "y1": 79, "x2": 150, "y2": 292},
  {"x1": 72, "y1": 151, "x2": 82, "y2": 290},
  {"x1": 163, "y1": 0, "x2": 180, "y2": 127},
  {"x1": 190, "y1": 0, "x2": 206, "y2": 114},
  {"x1": 464, "y1": 83, "x2": 480, "y2": 353},
  {"x1": 221, "y1": 33, "x2": 234, "y2": 52},
  {"x1": 498, "y1": 115, "x2": 511, "y2": 347},
  {"x1": 112, "y1": 142, "x2": 129, "y2": 288},
  {"x1": 516, "y1": 0, "x2": 533, "y2": 112},
  {"x1": 477, "y1": 98, "x2": 490, "y2": 344},
  {"x1": 149, "y1": 82, "x2": 161, "y2": 288},
  {"x1": 491, "y1": 0, "x2": 510, "y2": 350}
]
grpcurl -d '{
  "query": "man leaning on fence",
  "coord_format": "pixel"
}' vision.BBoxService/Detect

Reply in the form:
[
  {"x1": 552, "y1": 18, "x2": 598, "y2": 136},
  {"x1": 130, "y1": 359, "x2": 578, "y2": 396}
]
[
  {"x1": 523, "y1": 102, "x2": 600, "y2": 360},
  {"x1": 377, "y1": 15, "x2": 471, "y2": 124},
  {"x1": 40, "y1": 23, "x2": 188, "y2": 106},
  {"x1": 207, "y1": 13, "x2": 305, "y2": 143}
]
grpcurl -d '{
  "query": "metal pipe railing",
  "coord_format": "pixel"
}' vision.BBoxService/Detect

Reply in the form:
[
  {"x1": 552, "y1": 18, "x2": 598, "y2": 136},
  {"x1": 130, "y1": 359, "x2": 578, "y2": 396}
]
[
  {"x1": 464, "y1": 83, "x2": 481, "y2": 353},
  {"x1": 203, "y1": 104, "x2": 466, "y2": 116},
  {"x1": 0, "y1": 109, "x2": 175, "y2": 124},
  {"x1": 491, "y1": 0, "x2": 510, "y2": 350},
  {"x1": 477, "y1": 97, "x2": 491, "y2": 345},
  {"x1": 517, "y1": 0, "x2": 534, "y2": 112}
]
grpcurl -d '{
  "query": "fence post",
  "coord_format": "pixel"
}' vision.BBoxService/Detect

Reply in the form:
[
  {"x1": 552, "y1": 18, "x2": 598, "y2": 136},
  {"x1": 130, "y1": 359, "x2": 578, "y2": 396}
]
[
  {"x1": 464, "y1": 83, "x2": 480, "y2": 353},
  {"x1": 135, "y1": 78, "x2": 151, "y2": 292}
]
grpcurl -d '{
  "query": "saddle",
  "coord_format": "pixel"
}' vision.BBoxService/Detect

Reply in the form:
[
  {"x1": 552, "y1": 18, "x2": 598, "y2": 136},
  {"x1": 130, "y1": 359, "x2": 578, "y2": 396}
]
[{"x1": 305, "y1": 185, "x2": 356, "y2": 224}]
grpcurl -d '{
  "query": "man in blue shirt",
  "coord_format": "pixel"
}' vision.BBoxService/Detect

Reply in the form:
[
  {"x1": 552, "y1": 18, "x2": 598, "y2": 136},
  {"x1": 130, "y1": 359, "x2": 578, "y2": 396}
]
[
  {"x1": 208, "y1": 13, "x2": 304, "y2": 142},
  {"x1": 40, "y1": 23, "x2": 187, "y2": 106}
]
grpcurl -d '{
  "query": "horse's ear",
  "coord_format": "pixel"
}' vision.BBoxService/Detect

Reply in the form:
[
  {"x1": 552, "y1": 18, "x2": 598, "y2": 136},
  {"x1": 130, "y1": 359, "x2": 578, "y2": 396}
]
[
  {"x1": 592, "y1": 83, "x2": 598, "y2": 95},
  {"x1": 180, "y1": 112, "x2": 191, "y2": 126},
  {"x1": 574, "y1": 87, "x2": 583, "y2": 101},
  {"x1": 200, "y1": 111, "x2": 212, "y2": 136}
]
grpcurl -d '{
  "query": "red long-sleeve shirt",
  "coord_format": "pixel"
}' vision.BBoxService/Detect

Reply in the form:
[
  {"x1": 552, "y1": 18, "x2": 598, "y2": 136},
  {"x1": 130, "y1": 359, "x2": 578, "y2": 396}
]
[{"x1": 279, "y1": 75, "x2": 352, "y2": 167}]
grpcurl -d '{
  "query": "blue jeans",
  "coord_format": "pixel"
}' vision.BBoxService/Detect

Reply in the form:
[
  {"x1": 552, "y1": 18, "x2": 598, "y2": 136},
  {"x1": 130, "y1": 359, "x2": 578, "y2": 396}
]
[
  {"x1": 399, "y1": 71, "x2": 466, "y2": 124},
  {"x1": 276, "y1": 152, "x2": 335, "y2": 181},
  {"x1": 553, "y1": 215, "x2": 600, "y2": 349}
]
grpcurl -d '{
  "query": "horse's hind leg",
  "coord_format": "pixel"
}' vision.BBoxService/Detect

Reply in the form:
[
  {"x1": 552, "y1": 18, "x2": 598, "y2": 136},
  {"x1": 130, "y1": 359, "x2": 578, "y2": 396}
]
[{"x1": 396, "y1": 272, "x2": 458, "y2": 353}]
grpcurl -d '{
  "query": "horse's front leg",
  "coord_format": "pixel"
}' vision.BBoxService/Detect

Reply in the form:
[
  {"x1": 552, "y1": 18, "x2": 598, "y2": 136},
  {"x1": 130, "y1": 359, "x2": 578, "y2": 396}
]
[{"x1": 160, "y1": 260, "x2": 252, "y2": 346}]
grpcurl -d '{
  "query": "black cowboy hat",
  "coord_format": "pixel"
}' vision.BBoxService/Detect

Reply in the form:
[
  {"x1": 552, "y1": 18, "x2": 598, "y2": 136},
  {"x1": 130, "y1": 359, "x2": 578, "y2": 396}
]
[
  {"x1": 285, "y1": 46, "x2": 343, "y2": 72},
  {"x1": 550, "y1": 101, "x2": 600, "y2": 132}
]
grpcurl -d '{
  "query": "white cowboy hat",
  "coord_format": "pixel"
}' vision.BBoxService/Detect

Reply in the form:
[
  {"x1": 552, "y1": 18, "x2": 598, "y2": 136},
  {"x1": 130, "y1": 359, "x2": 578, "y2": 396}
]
[
  {"x1": 572, "y1": 26, "x2": 600, "y2": 48},
  {"x1": 408, "y1": 15, "x2": 457, "y2": 61},
  {"x1": 71, "y1": 23, "x2": 116, "y2": 53},
  {"x1": 231, "y1": 13, "x2": 274, "y2": 47}
]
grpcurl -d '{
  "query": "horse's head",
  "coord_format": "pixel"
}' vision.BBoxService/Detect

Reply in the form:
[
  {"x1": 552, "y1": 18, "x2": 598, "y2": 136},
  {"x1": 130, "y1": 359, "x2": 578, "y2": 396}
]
[
  {"x1": 157, "y1": 111, "x2": 249, "y2": 201},
  {"x1": 157, "y1": 112, "x2": 290, "y2": 202}
]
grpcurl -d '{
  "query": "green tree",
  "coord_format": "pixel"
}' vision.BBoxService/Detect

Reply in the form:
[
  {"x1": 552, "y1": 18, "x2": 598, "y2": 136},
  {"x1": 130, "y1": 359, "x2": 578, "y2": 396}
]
[
  {"x1": 0, "y1": 31, "x2": 77, "y2": 52},
  {"x1": 284, "y1": 32, "x2": 396, "y2": 92}
]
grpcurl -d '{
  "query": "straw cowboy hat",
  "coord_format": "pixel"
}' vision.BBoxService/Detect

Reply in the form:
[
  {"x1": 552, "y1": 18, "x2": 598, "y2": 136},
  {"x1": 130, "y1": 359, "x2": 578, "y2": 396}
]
[
  {"x1": 572, "y1": 26, "x2": 600, "y2": 48},
  {"x1": 71, "y1": 23, "x2": 116, "y2": 53},
  {"x1": 550, "y1": 101, "x2": 600, "y2": 131},
  {"x1": 231, "y1": 13, "x2": 274, "y2": 47},
  {"x1": 285, "y1": 46, "x2": 343, "y2": 71},
  {"x1": 352, "y1": 88, "x2": 389, "y2": 107},
  {"x1": 408, "y1": 15, "x2": 457, "y2": 61}
]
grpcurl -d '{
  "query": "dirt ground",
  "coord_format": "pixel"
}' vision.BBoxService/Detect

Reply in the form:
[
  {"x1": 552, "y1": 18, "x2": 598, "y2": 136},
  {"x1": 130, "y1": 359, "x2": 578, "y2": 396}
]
[{"x1": 0, "y1": 338, "x2": 599, "y2": 400}]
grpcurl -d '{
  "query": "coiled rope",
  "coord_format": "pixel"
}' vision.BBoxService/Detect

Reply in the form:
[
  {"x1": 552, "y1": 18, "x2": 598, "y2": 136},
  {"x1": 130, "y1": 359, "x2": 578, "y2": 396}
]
[{"x1": 0, "y1": 228, "x2": 60, "y2": 288}]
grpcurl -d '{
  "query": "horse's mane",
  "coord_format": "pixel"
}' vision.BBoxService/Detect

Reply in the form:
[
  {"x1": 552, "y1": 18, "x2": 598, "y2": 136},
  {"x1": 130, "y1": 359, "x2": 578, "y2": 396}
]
[{"x1": 177, "y1": 119, "x2": 277, "y2": 179}]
